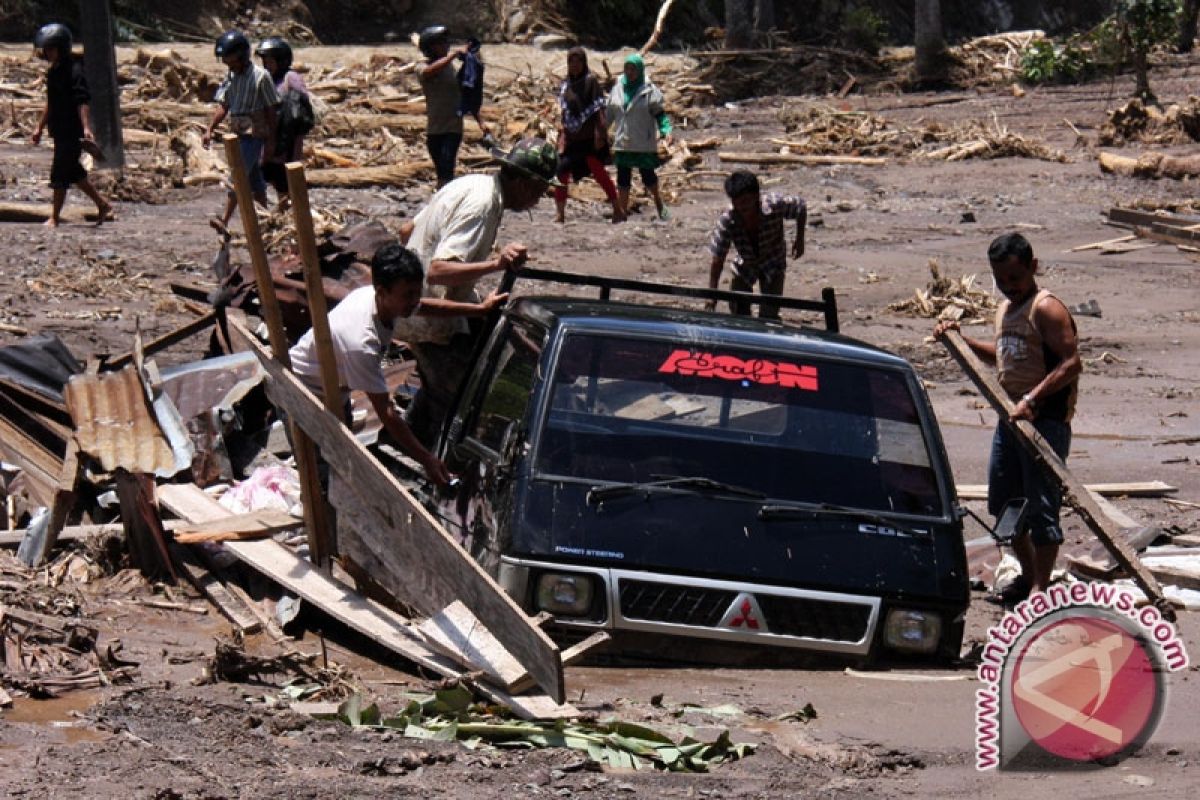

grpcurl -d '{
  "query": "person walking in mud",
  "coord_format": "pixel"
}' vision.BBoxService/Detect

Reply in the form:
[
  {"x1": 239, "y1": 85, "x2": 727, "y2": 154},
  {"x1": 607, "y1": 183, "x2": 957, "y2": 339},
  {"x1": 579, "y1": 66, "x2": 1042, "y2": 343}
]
[
  {"x1": 203, "y1": 30, "x2": 279, "y2": 236},
  {"x1": 30, "y1": 23, "x2": 113, "y2": 228},
  {"x1": 606, "y1": 53, "x2": 672, "y2": 221},
  {"x1": 705, "y1": 169, "x2": 806, "y2": 319},
  {"x1": 934, "y1": 232, "x2": 1081, "y2": 604},
  {"x1": 554, "y1": 47, "x2": 622, "y2": 224},
  {"x1": 256, "y1": 36, "x2": 313, "y2": 211}
]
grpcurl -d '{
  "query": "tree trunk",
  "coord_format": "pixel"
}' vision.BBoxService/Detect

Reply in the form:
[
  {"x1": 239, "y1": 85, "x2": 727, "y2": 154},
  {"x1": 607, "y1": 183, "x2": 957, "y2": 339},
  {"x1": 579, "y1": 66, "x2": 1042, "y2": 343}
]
[
  {"x1": 77, "y1": 0, "x2": 125, "y2": 168},
  {"x1": 725, "y1": 0, "x2": 754, "y2": 49},
  {"x1": 1179, "y1": 0, "x2": 1200, "y2": 53},
  {"x1": 753, "y1": 0, "x2": 775, "y2": 32},
  {"x1": 1133, "y1": 46, "x2": 1154, "y2": 101},
  {"x1": 913, "y1": 0, "x2": 948, "y2": 85}
]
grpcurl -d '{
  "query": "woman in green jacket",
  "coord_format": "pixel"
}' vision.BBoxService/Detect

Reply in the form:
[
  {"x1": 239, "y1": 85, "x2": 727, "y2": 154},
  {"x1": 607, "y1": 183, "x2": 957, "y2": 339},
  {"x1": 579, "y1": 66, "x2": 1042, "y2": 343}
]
[{"x1": 606, "y1": 54, "x2": 671, "y2": 221}]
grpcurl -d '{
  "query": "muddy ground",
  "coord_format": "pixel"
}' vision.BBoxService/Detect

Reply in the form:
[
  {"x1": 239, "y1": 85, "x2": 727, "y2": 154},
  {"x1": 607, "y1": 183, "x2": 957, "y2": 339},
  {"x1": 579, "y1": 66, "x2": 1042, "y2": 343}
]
[{"x1": 2, "y1": 42, "x2": 1199, "y2": 798}]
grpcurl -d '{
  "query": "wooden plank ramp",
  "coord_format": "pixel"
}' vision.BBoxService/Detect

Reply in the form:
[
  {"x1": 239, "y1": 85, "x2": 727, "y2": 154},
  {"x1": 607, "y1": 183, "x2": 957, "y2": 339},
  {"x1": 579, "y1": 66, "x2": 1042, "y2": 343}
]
[
  {"x1": 155, "y1": 483, "x2": 576, "y2": 720},
  {"x1": 226, "y1": 316, "x2": 565, "y2": 702}
]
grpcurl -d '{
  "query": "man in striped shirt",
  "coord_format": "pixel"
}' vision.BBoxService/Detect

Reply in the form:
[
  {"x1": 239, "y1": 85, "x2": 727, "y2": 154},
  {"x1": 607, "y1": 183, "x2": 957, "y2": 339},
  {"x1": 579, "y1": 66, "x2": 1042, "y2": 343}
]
[
  {"x1": 706, "y1": 170, "x2": 807, "y2": 319},
  {"x1": 202, "y1": 30, "x2": 280, "y2": 235}
]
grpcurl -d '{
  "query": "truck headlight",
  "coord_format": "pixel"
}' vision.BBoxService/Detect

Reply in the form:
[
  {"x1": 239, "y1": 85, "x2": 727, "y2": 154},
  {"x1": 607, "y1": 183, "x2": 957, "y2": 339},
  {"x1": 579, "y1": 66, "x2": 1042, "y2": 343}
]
[
  {"x1": 884, "y1": 608, "x2": 942, "y2": 654},
  {"x1": 535, "y1": 573, "x2": 595, "y2": 617}
]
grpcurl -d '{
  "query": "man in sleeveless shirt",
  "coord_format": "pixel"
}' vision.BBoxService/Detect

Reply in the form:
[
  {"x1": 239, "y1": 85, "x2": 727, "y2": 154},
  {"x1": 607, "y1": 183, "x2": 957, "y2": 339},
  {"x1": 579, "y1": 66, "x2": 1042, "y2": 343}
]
[{"x1": 935, "y1": 233, "x2": 1081, "y2": 602}]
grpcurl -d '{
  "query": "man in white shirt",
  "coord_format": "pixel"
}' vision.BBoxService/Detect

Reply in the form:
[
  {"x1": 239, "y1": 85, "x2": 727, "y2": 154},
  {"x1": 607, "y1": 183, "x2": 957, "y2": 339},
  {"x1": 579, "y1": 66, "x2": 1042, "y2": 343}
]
[
  {"x1": 289, "y1": 243, "x2": 504, "y2": 485},
  {"x1": 403, "y1": 137, "x2": 561, "y2": 444}
]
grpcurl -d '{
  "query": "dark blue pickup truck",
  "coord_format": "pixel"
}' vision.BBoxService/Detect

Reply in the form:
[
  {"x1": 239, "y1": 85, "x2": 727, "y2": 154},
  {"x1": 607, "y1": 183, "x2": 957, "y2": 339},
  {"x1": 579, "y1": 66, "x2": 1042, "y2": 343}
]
[{"x1": 428, "y1": 271, "x2": 967, "y2": 662}]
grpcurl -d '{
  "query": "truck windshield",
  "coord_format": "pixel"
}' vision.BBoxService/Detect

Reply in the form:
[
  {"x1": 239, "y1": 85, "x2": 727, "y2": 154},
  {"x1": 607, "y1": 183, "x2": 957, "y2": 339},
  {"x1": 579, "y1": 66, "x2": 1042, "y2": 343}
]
[{"x1": 535, "y1": 334, "x2": 944, "y2": 516}]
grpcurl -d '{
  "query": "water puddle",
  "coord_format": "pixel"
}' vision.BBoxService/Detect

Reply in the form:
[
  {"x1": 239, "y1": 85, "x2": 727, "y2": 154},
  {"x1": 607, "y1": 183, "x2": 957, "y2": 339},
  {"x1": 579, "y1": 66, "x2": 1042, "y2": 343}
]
[{"x1": 1, "y1": 690, "x2": 110, "y2": 745}]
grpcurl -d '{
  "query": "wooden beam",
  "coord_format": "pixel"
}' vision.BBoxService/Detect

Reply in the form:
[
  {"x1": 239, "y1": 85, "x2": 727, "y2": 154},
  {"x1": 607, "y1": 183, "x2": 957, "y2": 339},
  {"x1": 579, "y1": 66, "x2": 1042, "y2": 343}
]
[
  {"x1": 286, "y1": 162, "x2": 342, "y2": 417},
  {"x1": 107, "y1": 312, "x2": 216, "y2": 370},
  {"x1": 957, "y1": 481, "x2": 1176, "y2": 501},
  {"x1": 114, "y1": 469, "x2": 177, "y2": 582},
  {"x1": 939, "y1": 330, "x2": 1174, "y2": 620},
  {"x1": 167, "y1": 541, "x2": 262, "y2": 634},
  {"x1": 224, "y1": 135, "x2": 332, "y2": 570},
  {"x1": 154, "y1": 483, "x2": 575, "y2": 719},
  {"x1": 509, "y1": 631, "x2": 611, "y2": 695},
  {"x1": 718, "y1": 151, "x2": 887, "y2": 166},
  {"x1": 226, "y1": 317, "x2": 565, "y2": 702},
  {"x1": 1106, "y1": 207, "x2": 1200, "y2": 229},
  {"x1": 173, "y1": 509, "x2": 302, "y2": 543}
]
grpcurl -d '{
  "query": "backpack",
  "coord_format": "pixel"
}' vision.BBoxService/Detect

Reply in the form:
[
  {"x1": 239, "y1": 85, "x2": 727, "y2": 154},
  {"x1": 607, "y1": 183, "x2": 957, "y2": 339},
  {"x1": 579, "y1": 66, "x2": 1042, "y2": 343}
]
[{"x1": 279, "y1": 88, "x2": 315, "y2": 139}]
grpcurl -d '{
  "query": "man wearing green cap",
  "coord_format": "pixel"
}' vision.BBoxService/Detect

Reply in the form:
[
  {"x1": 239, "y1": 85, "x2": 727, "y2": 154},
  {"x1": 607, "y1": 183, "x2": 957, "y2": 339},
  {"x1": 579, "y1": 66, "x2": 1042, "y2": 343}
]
[{"x1": 402, "y1": 137, "x2": 561, "y2": 445}]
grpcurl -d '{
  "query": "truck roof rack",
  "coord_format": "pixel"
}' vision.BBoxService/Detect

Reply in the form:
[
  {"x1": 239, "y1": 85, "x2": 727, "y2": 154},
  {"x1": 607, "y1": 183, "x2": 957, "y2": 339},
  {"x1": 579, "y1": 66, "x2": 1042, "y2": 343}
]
[{"x1": 500, "y1": 267, "x2": 839, "y2": 333}]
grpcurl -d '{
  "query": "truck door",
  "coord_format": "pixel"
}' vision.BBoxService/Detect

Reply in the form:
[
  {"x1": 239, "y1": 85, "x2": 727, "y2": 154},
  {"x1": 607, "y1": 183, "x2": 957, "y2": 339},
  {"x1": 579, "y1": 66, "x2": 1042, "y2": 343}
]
[{"x1": 440, "y1": 321, "x2": 546, "y2": 572}]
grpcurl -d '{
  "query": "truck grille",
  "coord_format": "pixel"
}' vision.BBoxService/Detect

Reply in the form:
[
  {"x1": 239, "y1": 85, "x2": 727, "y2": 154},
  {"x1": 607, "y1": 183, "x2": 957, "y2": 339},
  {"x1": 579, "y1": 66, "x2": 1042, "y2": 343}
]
[
  {"x1": 618, "y1": 579, "x2": 871, "y2": 643},
  {"x1": 619, "y1": 580, "x2": 735, "y2": 627},
  {"x1": 757, "y1": 595, "x2": 872, "y2": 643}
]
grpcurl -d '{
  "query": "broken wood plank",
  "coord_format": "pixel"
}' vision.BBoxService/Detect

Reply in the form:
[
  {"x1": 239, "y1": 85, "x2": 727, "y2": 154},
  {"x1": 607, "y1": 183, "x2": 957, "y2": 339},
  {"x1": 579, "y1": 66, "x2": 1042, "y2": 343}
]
[
  {"x1": 106, "y1": 312, "x2": 217, "y2": 370},
  {"x1": 1067, "y1": 234, "x2": 1135, "y2": 252},
  {"x1": 154, "y1": 483, "x2": 574, "y2": 718},
  {"x1": 167, "y1": 541, "x2": 261, "y2": 634},
  {"x1": 115, "y1": 470, "x2": 177, "y2": 582},
  {"x1": 172, "y1": 509, "x2": 302, "y2": 543},
  {"x1": 0, "y1": 414, "x2": 61, "y2": 506},
  {"x1": 957, "y1": 481, "x2": 1176, "y2": 501},
  {"x1": 226, "y1": 317, "x2": 565, "y2": 702},
  {"x1": 418, "y1": 600, "x2": 530, "y2": 690},
  {"x1": 509, "y1": 631, "x2": 611, "y2": 695},
  {"x1": 718, "y1": 151, "x2": 887, "y2": 166},
  {"x1": 939, "y1": 329, "x2": 1173, "y2": 619}
]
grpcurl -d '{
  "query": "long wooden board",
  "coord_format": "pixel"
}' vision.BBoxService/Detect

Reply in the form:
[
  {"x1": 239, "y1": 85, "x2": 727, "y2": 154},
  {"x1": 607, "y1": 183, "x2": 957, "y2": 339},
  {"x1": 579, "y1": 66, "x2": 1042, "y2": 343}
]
[
  {"x1": 956, "y1": 481, "x2": 1176, "y2": 501},
  {"x1": 154, "y1": 483, "x2": 575, "y2": 719},
  {"x1": 940, "y1": 330, "x2": 1174, "y2": 620},
  {"x1": 217, "y1": 319, "x2": 563, "y2": 701}
]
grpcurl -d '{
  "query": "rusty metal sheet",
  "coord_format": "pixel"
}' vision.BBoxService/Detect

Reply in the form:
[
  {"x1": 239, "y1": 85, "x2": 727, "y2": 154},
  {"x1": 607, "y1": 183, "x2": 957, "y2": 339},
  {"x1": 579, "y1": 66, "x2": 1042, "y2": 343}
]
[{"x1": 64, "y1": 366, "x2": 179, "y2": 477}]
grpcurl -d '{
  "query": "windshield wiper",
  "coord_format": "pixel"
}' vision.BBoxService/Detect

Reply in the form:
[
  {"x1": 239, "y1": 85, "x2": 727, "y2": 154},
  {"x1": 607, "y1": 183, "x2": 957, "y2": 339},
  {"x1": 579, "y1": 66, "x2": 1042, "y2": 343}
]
[
  {"x1": 757, "y1": 500, "x2": 930, "y2": 538},
  {"x1": 587, "y1": 476, "x2": 766, "y2": 507}
]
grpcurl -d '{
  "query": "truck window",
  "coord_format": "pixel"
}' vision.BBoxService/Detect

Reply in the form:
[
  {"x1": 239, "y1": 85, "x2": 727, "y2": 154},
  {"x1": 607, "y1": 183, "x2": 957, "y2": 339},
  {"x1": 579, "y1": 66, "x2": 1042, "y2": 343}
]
[
  {"x1": 536, "y1": 334, "x2": 945, "y2": 516},
  {"x1": 467, "y1": 323, "x2": 544, "y2": 454}
]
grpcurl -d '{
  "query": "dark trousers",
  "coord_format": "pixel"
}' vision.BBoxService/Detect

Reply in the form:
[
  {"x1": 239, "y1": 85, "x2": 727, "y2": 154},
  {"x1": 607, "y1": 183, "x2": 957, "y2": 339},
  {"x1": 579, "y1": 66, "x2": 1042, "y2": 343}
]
[{"x1": 427, "y1": 132, "x2": 463, "y2": 185}]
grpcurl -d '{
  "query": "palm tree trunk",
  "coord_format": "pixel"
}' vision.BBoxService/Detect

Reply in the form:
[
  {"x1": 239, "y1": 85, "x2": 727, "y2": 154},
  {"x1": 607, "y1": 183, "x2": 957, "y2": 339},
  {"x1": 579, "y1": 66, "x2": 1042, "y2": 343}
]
[
  {"x1": 725, "y1": 0, "x2": 754, "y2": 49},
  {"x1": 914, "y1": 0, "x2": 948, "y2": 85},
  {"x1": 1179, "y1": 0, "x2": 1200, "y2": 53}
]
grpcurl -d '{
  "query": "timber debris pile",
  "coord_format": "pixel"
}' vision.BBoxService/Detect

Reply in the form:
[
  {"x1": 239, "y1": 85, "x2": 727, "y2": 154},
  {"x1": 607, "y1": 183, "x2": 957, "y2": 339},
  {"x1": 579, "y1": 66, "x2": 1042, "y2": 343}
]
[{"x1": 887, "y1": 259, "x2": 996, "y2": 322}]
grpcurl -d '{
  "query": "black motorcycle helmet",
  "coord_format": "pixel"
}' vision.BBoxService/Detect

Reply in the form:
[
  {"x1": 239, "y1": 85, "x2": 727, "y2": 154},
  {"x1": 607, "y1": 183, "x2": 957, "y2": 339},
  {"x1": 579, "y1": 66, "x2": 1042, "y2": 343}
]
[
  {"x1": 214, "y1": 30, "x2": 251, "y2": 59},
  {"x1": 418, "y1": 25, "x2": 449, "y2": 57},
  {"x1": 255, "y1": 36, "x2": 293, "y2": 73},
  {"x1": 34, "y1": 23, "x2": 72, "y2": 54}
]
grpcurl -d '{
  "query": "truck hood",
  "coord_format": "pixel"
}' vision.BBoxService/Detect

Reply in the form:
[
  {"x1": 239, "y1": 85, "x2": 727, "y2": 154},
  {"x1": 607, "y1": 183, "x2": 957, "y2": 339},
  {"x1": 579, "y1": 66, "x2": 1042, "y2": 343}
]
[{"x1": 513, "y1": 480, "x2": 954, "y2": 600}]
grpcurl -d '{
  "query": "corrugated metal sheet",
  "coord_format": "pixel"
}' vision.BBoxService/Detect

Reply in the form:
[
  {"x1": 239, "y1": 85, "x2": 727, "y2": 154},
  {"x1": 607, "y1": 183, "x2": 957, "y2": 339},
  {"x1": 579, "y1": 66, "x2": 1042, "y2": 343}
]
[{"x1": 65, "y1": 366, "x2": 178, "y2": 476}]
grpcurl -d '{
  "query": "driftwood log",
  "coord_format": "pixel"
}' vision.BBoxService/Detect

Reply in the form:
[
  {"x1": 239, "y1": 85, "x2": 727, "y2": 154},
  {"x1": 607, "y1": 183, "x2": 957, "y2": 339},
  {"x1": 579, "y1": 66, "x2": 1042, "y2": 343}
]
[{"x1": 1099, "y1": 150, "x2": 1200, "y2": 179}]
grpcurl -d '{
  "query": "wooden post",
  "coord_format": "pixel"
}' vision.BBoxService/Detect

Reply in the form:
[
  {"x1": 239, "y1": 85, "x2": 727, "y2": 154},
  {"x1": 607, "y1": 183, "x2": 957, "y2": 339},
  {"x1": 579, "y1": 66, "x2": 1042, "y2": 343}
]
[
  {"x1": 223, "y1": 135, "x2": 333, "y2": 569},
  {"x1": 939, "y1": 330, "x2": 1174, "y2": 620},
  {"x1": 77, "y1": 0, "x2": 125, "y2": 168},
  {"x1": 285, "y1": 162, "x2": 341, "y2": 414}
]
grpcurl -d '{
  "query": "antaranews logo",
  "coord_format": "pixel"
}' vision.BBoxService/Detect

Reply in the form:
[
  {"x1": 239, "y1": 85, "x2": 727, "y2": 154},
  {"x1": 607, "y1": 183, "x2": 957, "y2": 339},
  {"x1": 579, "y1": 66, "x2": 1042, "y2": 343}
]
[{"x1": 975, "y1": 582, "x2": 1188, "y2": 770}]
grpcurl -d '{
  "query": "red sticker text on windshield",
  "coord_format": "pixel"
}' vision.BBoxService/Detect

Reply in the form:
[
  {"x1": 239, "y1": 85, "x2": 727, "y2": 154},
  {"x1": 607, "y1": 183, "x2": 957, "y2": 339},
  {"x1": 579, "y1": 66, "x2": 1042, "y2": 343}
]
[{"x1": 658, "y1": 350, "x2": 819, "y2": 391}]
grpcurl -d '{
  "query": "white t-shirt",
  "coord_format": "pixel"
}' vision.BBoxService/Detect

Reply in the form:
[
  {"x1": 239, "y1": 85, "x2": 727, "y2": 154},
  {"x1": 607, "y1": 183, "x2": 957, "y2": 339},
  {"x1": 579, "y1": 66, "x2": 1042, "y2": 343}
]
[
  {"x1": 405, "y1": 173, "x2": 505, "y2": 344},
  {"x1": 290, "y1": 286, "x2": 393, "y2": 403}
]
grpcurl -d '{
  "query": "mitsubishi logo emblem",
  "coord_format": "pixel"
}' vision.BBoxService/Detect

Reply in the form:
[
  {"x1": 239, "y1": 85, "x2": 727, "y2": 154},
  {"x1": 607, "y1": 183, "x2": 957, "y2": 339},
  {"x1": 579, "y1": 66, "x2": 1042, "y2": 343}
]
[{"x1": 719, "y1": 593, "x2": 767, "y2": 632}]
